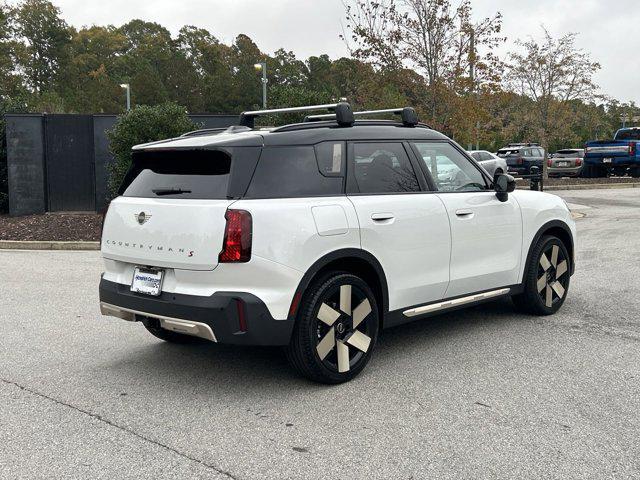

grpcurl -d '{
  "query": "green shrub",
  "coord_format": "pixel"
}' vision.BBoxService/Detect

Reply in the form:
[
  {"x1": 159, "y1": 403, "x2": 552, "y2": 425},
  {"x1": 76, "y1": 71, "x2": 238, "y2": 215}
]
[{"x1": 107, "y1": 103, "x2": 197, "y2": 198}]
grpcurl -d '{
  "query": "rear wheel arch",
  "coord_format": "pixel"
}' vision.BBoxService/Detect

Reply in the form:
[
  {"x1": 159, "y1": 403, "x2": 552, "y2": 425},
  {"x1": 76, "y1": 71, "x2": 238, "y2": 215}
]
[
  {"x1": 290, "y1": 249, "x2": 388, "y2": 325},
  {"x1": 523, "y1": 220, "x2": 574, "y2": 280}
]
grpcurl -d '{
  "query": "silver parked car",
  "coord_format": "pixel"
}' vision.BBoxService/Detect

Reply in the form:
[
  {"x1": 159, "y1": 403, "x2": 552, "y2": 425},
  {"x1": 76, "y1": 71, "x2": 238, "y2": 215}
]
[
  {"x1": 548, "y1": 149, "x2": 584, "y2": 178},
  {"x1": 467, "y1": 150, "x2": 508, "y2": 178}
]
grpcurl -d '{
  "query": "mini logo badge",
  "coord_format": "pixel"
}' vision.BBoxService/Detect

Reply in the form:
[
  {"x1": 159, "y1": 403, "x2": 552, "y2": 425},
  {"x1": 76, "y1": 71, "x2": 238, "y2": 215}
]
[{"x1": 135, "y1": 212, "x2": 151, "y2": 225}]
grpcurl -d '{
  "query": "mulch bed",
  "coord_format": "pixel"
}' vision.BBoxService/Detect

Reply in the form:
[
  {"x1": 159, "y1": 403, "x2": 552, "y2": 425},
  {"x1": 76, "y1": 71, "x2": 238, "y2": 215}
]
[{"x1": 0, "y1": 213, "x2": 102, "y2": 241}]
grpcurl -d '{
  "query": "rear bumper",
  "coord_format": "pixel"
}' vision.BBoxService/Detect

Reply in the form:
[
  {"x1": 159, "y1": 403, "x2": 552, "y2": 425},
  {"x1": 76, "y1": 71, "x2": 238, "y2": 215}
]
[
  {"x1": 584, "y1": 157, "x2": 638, "y2": 167},
  {"x1": 99, "y1": 278, "x2": 294, "y2": 346},
  {"x1": 548, "y1": 166, "x2": 582, "y2": 177}
]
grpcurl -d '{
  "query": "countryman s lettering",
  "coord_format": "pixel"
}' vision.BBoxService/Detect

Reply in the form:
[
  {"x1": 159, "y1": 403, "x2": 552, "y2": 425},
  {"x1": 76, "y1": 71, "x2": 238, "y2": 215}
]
[{"x1": 99, "y1": 103, "x2": 576, "y2": 383}]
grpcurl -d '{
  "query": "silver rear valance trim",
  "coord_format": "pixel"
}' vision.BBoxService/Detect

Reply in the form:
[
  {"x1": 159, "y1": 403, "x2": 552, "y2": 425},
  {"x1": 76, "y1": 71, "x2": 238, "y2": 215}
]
[{"x1": 100, "y1": 302, "x2": 217, "y2": 342}]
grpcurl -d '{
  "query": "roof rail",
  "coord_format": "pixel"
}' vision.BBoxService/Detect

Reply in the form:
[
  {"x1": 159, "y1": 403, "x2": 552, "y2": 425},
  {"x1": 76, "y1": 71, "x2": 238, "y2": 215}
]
[
  {"x1": 239, "y1": 102, "x2": 354, "y2": 128},
  {"x1": 305, "y1": 107, "x2": 420, "y2": 127},
  {"x1": 180, "y1": 125, "x2": 253, "y2": 138}
]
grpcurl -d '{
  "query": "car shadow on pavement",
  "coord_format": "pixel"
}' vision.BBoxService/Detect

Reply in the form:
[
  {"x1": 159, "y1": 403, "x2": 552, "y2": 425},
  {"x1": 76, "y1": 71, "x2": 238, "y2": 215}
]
[{"x1": 104, "y1": 298, "x2": 522, "y2": 393}]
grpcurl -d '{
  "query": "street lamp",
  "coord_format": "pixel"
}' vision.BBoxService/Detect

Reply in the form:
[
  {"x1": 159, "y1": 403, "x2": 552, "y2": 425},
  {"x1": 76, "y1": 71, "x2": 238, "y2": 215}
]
[
  {"x1": 254, "y1": 63, "x2": 267, "y2": 109},
  {"x1": 120, "y1": 83, "x2": 131, "y2": 111}
]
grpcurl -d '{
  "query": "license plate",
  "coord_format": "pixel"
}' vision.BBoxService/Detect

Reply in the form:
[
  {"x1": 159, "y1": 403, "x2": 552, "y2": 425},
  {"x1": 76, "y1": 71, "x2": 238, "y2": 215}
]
[
  {"x1": 603, "y1": 158, "x2": 612, "y2": 163},
  {"x1": 131, "y1": 267, "x2": 164, "y2": 296},
  {"x1": 558, "y1": 161, "x2": 569, "y2": 167}
]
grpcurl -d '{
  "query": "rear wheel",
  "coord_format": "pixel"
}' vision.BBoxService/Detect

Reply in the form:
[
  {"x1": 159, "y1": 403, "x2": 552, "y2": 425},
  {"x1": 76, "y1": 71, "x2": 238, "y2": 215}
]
[
  {"x1": 286, "y1": 273, "x2": 379, "y2": 384},
  {"x1": 512, "y1": 235, "x2": 570, "y2": 315},
  {"x1": 630, "y1": 167, "x2": 640, "y2": 178}
]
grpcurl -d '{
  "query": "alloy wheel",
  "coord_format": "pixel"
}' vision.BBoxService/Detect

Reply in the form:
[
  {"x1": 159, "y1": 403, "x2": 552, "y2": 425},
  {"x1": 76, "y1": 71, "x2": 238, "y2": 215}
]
[
  {"x1": 537, "y1": 243, "x2": 569, "y2": 308},
  {"x1": 314, "y1": 284, "x2": 374, "y2": 373}
]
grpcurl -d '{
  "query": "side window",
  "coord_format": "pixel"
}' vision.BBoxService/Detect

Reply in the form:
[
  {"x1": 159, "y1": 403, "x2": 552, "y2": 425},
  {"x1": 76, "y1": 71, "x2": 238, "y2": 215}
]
[
  {"x1": 315, "y1": 141, "x2": 345, "y2": 177},
  {"x1": 470, "y1": 152, "x2": 482, "y2": 161},
  {"x1": 480, "y1": 152, "x2": 493, "y2": 161},
  {"x1": 246, "y1": 146, "x2": 343, "y2": 198},
  {"x1": 352, "y1": 143, "x2": 420, "y2": 194},
  {"x1": 412, "y1": 142, "x2": 488, "y2": 192},
  {"x1": 537, "y1": 148, "x2": 545, "y2": 157}
]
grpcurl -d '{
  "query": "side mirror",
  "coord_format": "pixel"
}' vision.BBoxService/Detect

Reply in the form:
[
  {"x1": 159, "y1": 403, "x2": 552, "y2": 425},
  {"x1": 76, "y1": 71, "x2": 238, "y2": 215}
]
[{"x1": 494, "y1": 173, "x2": 516, "y2": 202}]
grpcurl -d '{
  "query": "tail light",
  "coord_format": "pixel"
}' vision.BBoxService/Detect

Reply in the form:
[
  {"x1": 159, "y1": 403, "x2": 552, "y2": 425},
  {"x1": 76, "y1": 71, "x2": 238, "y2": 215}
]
[
  {"x1": 630, "y1": 142, "x2": 637, "y2": 156},
  {"x1": 219, "y1": 209, "x2": 252, "y2": 263},
  {"x1": 576, "y1": 159, "x2": 582, "y2": 166},
  {"x1": 516, "y1": 157, "x2": 524, "y2": 165},
  {"x1": 547, "y1": 159, "x2": 552, "y2": 167}
]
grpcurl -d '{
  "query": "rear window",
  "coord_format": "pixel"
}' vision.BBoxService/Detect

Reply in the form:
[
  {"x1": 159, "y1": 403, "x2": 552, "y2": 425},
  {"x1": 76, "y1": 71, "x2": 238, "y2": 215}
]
[
  {"x1": 555, "y1": 149, "x2": 583, "y2": 157},
  {"x1": 498, "y1": 149, "x2": 519, "y2": 156},
  {"x1": 616, "y1": 129, "x2": 640, "y2": 141},
  {"x1": 121, "y1": 150, "x2": 232, "y2": 199},
  {"x1": 245, "y1": 145, "x2": 344, "y2": 198}
]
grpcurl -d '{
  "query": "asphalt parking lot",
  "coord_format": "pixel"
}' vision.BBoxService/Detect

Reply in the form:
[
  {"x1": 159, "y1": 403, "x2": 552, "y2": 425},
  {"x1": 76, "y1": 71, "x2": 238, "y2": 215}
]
[{"x1": 1, "y1": 188, "x2": 639, "y2": 480}]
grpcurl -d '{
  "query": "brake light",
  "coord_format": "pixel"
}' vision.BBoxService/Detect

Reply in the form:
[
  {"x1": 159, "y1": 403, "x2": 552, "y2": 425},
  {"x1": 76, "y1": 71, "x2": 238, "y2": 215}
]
[
  {"x1": 219, "y1": 209, "x2": 252, "y2": 263},
  {"x1": 547, "y1": 159, "x2": 552, "y2": 167},
  {"x1": 516, "y1": 157, "x2": 524, "y2": 165},
  {"x1": 630, "y1": 142, "x2": 637, "y2": 156},
  {"x1": 576, "y1": 159, "x2": 582, "y2": 166}
]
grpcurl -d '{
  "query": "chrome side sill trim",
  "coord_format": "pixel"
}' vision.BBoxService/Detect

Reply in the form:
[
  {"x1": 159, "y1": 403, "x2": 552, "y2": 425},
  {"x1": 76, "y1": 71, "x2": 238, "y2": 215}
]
[
  {"x1": 99, "y1": 302, "x2": 217, "y2": 342},
  {"x1": 403, "y1": 288, "x2": 511, "y2": 318}
]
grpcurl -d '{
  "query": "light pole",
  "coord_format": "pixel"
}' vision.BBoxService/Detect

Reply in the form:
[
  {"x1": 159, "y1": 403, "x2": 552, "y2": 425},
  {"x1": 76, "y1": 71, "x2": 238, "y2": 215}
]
[
  {"x1": 254, "y1": 63, "x2": 267, "y2": 108},
  {"x1": 120, "y1": 83, "x2": 131, "y2": 111}
]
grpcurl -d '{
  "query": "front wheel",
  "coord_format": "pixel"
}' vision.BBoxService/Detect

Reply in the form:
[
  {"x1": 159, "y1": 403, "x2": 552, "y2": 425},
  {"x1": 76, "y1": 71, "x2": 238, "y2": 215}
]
[
  {"x1": 286, "y1": 273, "x2": 379, "y2": 384},
  {"x1": 512, "y1": 235, "x2": 571, "y2": 315}
]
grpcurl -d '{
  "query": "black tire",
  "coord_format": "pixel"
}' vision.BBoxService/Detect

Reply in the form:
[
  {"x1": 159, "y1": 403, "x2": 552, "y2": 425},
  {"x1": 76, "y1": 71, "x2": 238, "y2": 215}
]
[
  {"x1": 142, "y1": 319, "x2": 204, "y2": 344},
  {"x1": 630, "y1": 167, "x2": 640, "y2": 178},
  {"x1": 512, "y1": 235, "x2": 571, "y2": 315},
  {"x1": 286, "y1": 273, "x2": 379, "y2": 384}
]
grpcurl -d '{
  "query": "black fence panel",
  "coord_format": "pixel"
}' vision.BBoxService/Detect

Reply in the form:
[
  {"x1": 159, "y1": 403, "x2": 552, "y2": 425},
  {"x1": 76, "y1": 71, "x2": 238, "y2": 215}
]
[
  {"x1": 5, "y1": 113, "x2": 240, "y2": 215},
  {"x1": 6, "y1": 115, "x2": 46, "y2": 216},
  {"x1": 93, "y1": 115, "x2": 118, "y2": 212},
  {"x1": 45, "y1": 115, "x2": 95, "y2": 212}
]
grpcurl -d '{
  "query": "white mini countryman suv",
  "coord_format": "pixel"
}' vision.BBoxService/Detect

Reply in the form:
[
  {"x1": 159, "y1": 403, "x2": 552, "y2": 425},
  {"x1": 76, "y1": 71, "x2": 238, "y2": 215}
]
[{"x1": 100, "y1": 103, "x2": 576, "y2": 383}]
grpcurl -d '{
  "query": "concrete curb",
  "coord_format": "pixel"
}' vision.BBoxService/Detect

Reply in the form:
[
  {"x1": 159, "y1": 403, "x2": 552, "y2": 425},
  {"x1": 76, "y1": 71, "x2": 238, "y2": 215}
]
[
  {"x1": 542, "y1": 182, "x2": 640, "y2": 191},
  {"x1": 0, "y1": 240, "x2": 100, "y2": 251}
]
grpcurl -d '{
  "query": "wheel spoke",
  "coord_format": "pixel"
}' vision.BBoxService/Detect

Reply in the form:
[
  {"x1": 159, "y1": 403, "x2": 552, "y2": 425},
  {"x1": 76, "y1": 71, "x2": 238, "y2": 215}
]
[
  {"x1": 551, "y1": 281, "x2": 565, "y2": 298},
  {"x1": 316, "y1": 327, "x2": 336, "y2": 360},
  {"x1": 340, "y1": 285, "x2": 352, "y2": 315},
  {"x1": 556, "y1": 260, "x2": 568, "y2": 278},
  {"x1": 551, "y1": 245, "x2": 559, "y2": 268},
  {"x1": 545, "y1": 285, "x2": 553, "y2": 307},
  {"x1": 336, "y1": 340, "x2": 350, "y2": 373},
  {"x1": 352, "y1": 298, "x2": 372, "y2": 328},
  {"x1": 540, "y1": 253, "x2": 552, "y2": 271},
  {"x1": 345, "y1": 330, "x2": 371, "y2": 353},
  {"x1": 537, "y1": 274, "x2": 547, "y2": 293},
  {"x1": 317, "y1": 303, "x2": 340, "y2": 326}
]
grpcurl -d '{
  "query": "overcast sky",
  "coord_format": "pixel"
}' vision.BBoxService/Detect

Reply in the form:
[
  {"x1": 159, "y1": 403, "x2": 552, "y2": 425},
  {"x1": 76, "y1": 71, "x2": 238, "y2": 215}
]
[{"x1": 49, "y1": 0, "x2": 639, "y2": 104}]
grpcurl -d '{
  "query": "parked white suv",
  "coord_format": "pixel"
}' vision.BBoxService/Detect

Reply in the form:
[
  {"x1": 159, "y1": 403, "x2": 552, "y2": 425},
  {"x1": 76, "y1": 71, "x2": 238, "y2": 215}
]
[
  {"x1": 467, "y1": 150, "x2": 508, "y2": 177},
  {"x1": 99, "y1": 103, "x2": 576, "y2": 383}
]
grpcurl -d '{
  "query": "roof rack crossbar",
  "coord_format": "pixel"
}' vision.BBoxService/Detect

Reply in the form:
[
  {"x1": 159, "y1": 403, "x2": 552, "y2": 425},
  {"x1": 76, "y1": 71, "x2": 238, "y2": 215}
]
[
  {"x1": 239, "y1": 103, "x2": 354, "y2": 128},
  {"x1": 305, "y1": 107, "x2": 419, "y2": 127}
]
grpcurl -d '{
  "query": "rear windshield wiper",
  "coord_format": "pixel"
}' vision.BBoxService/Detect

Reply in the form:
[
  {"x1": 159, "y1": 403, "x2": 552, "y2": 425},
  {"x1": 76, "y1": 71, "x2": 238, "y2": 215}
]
[{"x1": 152, "y1": 188, "x2": 192, "y2": 196}]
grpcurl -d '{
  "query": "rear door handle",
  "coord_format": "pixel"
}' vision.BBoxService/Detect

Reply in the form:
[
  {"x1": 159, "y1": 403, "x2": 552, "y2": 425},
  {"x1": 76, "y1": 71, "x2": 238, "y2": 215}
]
[
  {"x1": 371, "y1": 212, "x2": 395, "y2": 222},
  {"x1": 455, "y1": 209, "x2": 474, "y2": 218}
]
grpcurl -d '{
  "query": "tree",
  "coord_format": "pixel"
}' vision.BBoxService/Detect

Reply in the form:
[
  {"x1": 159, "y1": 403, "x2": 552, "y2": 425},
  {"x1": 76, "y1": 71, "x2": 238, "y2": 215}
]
[
  {"x1": 106, "y1": 103, "x2": 197, "y2": 197},
  {"x1": 506, "y1": 28, "x2": 601, "y2": 176},
  {"x1": 342, "y1": 0, "x2": 504, "y2": 126},
  {"x1": 11, "y1": 0, "x2": 71, "y2": 94}
]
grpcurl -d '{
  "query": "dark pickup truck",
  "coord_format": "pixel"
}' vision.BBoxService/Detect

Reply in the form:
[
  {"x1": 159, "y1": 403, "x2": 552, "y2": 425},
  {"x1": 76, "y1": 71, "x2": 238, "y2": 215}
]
[{"x1": 583, "y1": 127, "x2": 640, "y2": 177}]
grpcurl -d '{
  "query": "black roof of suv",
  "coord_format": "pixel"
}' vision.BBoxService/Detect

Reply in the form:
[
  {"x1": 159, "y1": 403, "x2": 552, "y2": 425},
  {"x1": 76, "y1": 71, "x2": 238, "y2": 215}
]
[{"x1": 134, "y1": 103, "x2": 448, "y2": 151}]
